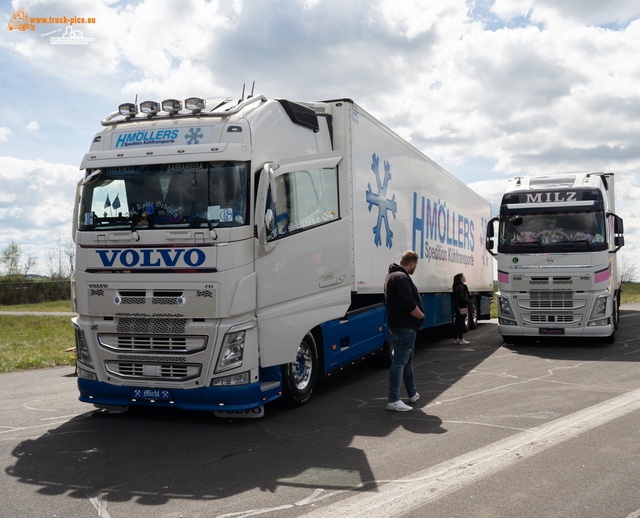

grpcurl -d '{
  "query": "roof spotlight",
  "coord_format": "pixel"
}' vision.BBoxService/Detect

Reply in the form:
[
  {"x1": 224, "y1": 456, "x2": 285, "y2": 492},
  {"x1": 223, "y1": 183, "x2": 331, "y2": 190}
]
[
  {"x1": 118, "y1": 103, "x2": 137, "y2": 117},
  {"x1": 162, "y1": 99, "x2": 182, "y2": 115},
  {"x1": 185, "y1": 97, "x2": 206, "y2": 113},
  {"x1": 140, "y1": 101, "x2": 160, "y2": 116}
]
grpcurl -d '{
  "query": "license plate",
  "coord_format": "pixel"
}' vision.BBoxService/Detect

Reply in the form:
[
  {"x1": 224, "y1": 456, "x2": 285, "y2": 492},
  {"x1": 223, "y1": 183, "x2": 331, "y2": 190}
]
[
  {"x1": 539, "y1": 328, "x2": 565, "y2": 335},
  {"x1": 131, "y1": 388, "x2": 172, "y2": 401}
]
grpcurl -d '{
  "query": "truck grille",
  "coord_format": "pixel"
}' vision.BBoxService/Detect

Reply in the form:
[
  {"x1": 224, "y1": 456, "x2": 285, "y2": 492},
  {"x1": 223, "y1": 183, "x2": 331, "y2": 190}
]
[
  {"x1": 524, "y1": 291, "x2": 580, "y2": 309},
  {"x1": 98, "y1": 334, "x2": 207, "y2": 353},
  {"x1": 105, "y1": 361, "x2": 201, "y2": 381},
  {"x1": 117, "y1": 318, "x2": 187, "y2": 334},
  {"x1": 88, "y1": 288, "x2": 217, "y2": 318},
  {"x1": 528, "y1": 314, "x2": 577, "y2": 323}
]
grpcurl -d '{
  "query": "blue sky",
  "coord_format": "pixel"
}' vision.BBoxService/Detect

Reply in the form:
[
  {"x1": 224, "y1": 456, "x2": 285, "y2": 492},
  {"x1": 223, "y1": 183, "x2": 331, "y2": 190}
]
[{"x1": 2, "y1": 0, "x2": 640, "y2": 276}]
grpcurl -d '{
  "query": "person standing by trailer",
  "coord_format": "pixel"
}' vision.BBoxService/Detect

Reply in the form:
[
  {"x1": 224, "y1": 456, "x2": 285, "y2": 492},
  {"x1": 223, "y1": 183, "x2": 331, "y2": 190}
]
[
  {"x1": 385, "y1": 251, "x2": 426, "y2": 412},
  {"x1": 453, "y1": 273, "x2": 471, "y2": 345}
]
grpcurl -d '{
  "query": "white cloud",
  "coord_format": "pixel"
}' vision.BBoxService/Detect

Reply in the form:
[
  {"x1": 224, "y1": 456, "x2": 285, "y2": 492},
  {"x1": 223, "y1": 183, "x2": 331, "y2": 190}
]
[
  {"x1": 0, "y1": 156, "x2": 79, "y2": 274},
  {"x1": 491, "y1": 0, "x2": 640, "y2": 26},
  {"x1": 26, "y1": 121, "x2": 39, "y2": 131},
  {"x1": 0, "y1": 128, "x2": 12, "y2": 141}
]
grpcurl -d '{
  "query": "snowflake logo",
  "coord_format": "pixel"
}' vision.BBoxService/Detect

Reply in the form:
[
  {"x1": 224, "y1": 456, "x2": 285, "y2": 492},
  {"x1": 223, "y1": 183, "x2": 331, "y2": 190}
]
[
  {"x1": 185, "y1": 127, "x2": 204, "y2": 145},
  {"x1": 366, "y1": 153, "x2": 397, "y2": 248}
]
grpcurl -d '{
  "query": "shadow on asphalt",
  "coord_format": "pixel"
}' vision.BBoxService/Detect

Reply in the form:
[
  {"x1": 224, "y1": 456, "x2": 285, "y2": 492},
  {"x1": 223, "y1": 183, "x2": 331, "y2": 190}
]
[
  {"x1": 5, "y1": 321, "x2": 502, "y2": 507},
  {"x1": 500, "y1": 307, "x2": 640, "y2": 362}
]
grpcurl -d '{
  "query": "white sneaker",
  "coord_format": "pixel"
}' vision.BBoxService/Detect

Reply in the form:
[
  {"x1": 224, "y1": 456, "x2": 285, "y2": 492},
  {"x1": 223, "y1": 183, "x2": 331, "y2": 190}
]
[
  {"x1": 459, "y1": 339, "x2": 470, "y2": 344},
  {"x1": 453, "y1": 339, "x2": 460, "y2": 344},
  {"x1": 408, "y1": 392, "x2": 420, "y2": 403},
  {"x1": 386, "y1": 400, "x2": 413, "y2": 412}
]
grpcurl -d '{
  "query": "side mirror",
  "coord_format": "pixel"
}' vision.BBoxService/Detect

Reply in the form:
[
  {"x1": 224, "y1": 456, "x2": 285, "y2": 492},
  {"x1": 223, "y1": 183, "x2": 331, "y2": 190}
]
[
  {"x1": 608, "y1": 212, "x2": 624, "y2": 253},
  {"x1": 614, "y1": 215, "x2": 624, "y2": 234},
  {"x1": 265, "y1": 209, "x2": 275, "y2": 235},
  {"x1": 485, "y1": 217, "x2": 499, "y2": 257}
]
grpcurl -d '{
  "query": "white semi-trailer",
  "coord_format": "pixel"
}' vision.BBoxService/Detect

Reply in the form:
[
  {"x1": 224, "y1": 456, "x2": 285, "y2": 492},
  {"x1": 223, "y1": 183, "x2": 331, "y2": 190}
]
[
  {"x1": 71, "y1": 94, "x2": 493, "y2": 416},
  {"x1": 486, "y1": 173, "x2": 624, "y2": 343}
]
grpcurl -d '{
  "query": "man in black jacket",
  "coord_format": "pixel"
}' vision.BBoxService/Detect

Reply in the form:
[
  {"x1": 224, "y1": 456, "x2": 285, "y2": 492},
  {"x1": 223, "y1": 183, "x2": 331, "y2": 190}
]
[{"x1": 384, "y1": 250, "x2": 425, "y2": 411}]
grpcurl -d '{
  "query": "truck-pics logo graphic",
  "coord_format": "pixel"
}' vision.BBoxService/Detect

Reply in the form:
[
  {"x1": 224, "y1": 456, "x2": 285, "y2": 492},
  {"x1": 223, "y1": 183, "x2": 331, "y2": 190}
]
[
  {"x1": 7, "y1": 8, "x2": 35, "y2": 31},
  {"x1": 366, "y1": 153, "x2": 397, "y2": 248}
]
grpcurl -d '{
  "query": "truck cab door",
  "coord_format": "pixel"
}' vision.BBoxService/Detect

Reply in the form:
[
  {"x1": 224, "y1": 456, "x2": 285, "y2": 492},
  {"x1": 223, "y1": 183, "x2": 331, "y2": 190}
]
[{"x1": 255, "y1": 152, "x2": 351, "y2": 367}]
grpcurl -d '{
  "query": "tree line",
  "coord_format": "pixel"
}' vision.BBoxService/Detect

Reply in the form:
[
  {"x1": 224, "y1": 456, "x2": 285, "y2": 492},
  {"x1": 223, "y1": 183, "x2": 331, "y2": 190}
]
[{"x1": 0, "y1": 237, "x2": 74, "y2": 281}]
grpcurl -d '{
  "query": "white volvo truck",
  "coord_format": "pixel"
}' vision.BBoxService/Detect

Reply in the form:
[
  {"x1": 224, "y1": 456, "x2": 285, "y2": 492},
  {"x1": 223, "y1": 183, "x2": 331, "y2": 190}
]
[
  {"x1": 486, "y1": 173, "x2": 624, "y2": 343},
  {"x1": 71, "y1": 94, "x2": 493, "y2": 416}
]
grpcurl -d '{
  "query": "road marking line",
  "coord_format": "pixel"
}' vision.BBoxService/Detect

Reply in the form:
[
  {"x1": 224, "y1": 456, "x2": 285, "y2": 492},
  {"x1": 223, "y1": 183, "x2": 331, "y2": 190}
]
[
  {"x1": 299, "y1": 387, "x2": 640, "y2": 518},
  {"x1": 89, "y1": 491, "x2": 112, "y2": 518}
]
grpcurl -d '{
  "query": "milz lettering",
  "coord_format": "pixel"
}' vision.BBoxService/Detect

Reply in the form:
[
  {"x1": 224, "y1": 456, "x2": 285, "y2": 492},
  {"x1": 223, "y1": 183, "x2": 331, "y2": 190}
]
[
  {"x1": 95, "y1": 249, "x2": 206, "y2": 268},
  {"x1": 526, "y1": 191, "x2": 577, "y2": 203}
]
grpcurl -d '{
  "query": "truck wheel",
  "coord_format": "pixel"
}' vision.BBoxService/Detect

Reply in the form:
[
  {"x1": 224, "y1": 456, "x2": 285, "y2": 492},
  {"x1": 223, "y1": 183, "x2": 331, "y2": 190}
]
[
  {"x1": 613, "y1": 293, "x2": 620, "y2": 330},
  {"x1": 469, "y1": 298, "x2": 479, "y2": 330},
  {"x1": 281, "y1": 333, "x2": 318, "y2": 406},
  {"x1": 463, "y1": 308, "x2": 470, "y2": 332}
]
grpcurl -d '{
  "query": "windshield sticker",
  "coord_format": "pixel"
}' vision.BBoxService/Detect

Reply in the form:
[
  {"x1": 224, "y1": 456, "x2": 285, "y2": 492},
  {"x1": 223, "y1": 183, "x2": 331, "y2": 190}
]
[
  {"x1": 160, "y1": 177, "x2": 171, "y2": 201},
  {"x1": 220, "y1": 208, "x2": 233, "y2": 222},
  {"x1": 208, "y1": 205, "x2": 221, "y2": 220},
  {"x1": 105, "y1": 166, "x2": 141, "y2": 175},
  {"x1": 84, "y1": 213, "x2": 94, "y2": 225},
  {"x1": 167, "y1": 162, "x2": 203, "y2": 172}
]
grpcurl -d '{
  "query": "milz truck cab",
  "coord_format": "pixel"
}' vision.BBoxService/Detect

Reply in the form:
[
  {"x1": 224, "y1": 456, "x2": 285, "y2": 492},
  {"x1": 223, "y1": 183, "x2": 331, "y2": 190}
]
[{"x1": 486, "y1": 173, "x2": 624, "y2": 344}]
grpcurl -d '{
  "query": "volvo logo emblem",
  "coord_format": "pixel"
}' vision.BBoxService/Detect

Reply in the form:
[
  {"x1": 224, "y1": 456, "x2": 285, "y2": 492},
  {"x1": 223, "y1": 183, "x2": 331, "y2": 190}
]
[{"x1": 547, "y1": 257, "x2": 555, "y2": 263}]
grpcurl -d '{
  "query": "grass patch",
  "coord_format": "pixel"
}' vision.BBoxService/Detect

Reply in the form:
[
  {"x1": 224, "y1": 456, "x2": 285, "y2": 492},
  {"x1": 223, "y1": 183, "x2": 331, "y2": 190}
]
[
  {"x1": 0, "y1": 300, "x2": 73, "y2": 313},
  {"x1": 0, "y1": 315, "x2": 75, "y2": 373},
  {"x1": 621, "y1": 282, "x2": 640, "y2": 304}
]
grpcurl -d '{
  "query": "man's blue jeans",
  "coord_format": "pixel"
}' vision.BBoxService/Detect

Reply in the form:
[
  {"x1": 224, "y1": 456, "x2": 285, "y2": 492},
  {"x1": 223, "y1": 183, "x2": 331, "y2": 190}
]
[{"x1": 388, "y1": 327, "x2": 417, "y2": 403}]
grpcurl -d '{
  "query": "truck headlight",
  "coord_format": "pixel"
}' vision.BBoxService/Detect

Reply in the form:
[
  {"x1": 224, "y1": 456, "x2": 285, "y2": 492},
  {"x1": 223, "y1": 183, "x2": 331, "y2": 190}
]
[
  {"x1": 590, "y1": 296, "x2": 607, "y2": 320},
  {"x1": 215, "y1": 320, "x2": 256, "y2": 373},
  {"x1": 499, "y1": 296, "x2": 514, "y2": 319}
]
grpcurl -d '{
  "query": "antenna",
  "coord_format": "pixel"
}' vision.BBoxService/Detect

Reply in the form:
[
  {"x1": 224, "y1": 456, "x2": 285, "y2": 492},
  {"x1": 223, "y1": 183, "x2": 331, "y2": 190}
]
[
  {"x1": 249, "y1": 81, "x2": 255, "y2": 98},
  {"x1": 135, "y1": 94, "x2": 138, "y2": 105}
]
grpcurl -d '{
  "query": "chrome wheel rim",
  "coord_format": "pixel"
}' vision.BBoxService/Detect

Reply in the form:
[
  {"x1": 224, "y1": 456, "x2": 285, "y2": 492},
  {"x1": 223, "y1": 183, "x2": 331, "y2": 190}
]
[{"x1": 293, "y1": 342, "x2": 313, "y2": 390}]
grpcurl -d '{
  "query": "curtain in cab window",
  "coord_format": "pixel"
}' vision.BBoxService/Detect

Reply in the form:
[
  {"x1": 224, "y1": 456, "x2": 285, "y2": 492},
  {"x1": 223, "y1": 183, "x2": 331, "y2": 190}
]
[{"x1": 267, "y1": 166, "x2": 339, "y2": 241}]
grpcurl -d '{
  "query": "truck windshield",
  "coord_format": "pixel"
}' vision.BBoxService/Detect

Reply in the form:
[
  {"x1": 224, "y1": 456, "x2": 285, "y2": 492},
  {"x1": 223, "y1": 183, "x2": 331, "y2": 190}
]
[
  {"x1": 78, "y1": 161, "x2": 250, "y2": 230},
  {"x1": 498, "y1": 209, "x2": 607, "y2": 251}
]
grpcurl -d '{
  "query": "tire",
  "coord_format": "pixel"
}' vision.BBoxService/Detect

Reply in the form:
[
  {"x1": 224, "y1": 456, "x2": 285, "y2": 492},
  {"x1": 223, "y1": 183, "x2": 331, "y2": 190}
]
[
  {"x1": 469, "y1": 297, "x2": 479, "y2": 330},
  {"x1": 281, "y1": 333, "x2": 318, "y2": 406},
  {"x1": 613, "y1": 293, "x2": 620, "y2": 331},
  {"x1": 463, "y1": 308, "x2": 470, "y2": 333}
]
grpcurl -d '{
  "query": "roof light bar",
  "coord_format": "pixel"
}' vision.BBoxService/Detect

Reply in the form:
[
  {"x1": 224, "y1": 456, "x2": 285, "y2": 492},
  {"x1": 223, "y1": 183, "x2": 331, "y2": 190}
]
[
  {"x1": 185, "y1": 97, "x2": 206, "y2": 113},
  {"x1": 140, "y1": 101, "x2": 160, "y2": 116},
  {"x1": 118, "y1": 103, "x2": 137, "y2": 117},
  {"x1": 162, "y1": 99, "x2": 182, "y2": 115}
]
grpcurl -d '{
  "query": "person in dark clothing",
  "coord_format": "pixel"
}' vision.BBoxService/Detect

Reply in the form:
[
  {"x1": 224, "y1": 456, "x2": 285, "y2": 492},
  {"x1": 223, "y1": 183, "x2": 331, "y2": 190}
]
[
  {"x1": 384, "y1": 250, "x2": 425, "y2": 412},
  {"x1": 453, "y1": 272, "x2": 471, "y2": 344}
]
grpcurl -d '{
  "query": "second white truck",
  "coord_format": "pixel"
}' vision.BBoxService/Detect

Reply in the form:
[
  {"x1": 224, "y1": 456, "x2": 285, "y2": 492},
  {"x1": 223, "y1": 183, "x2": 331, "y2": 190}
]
[
  {"x1": 486, "y1": 173, "x2": 624, "y2": 343},
  {"x1": 71, "y1": 94, "x2": 493, "y2": 415}
]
